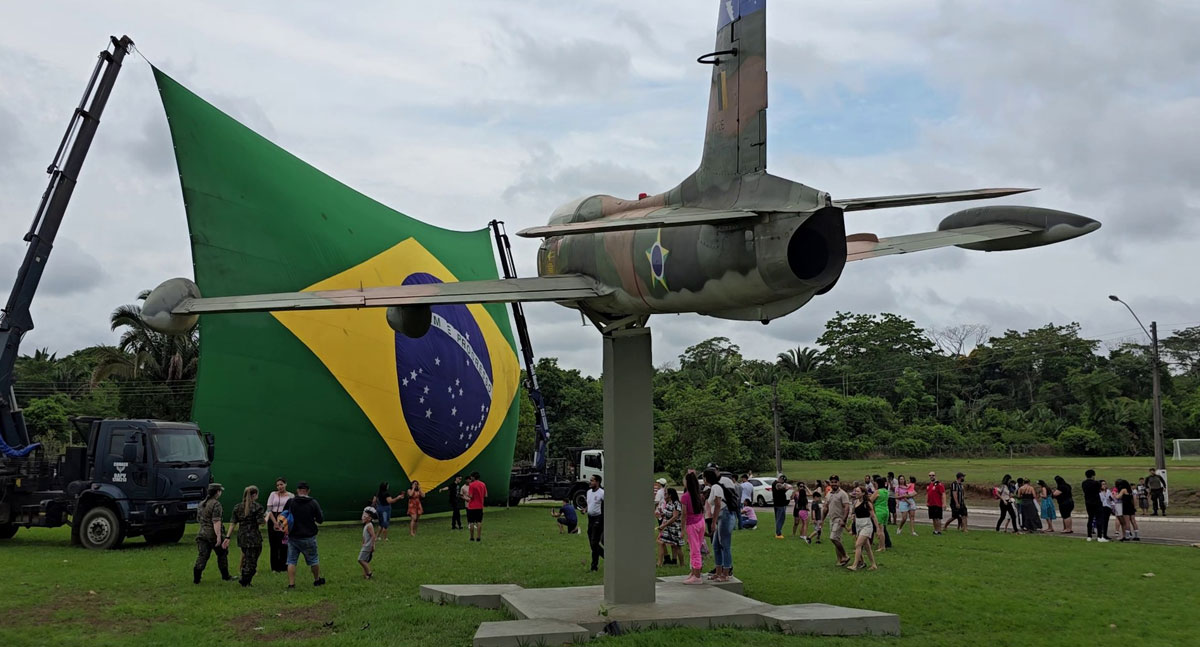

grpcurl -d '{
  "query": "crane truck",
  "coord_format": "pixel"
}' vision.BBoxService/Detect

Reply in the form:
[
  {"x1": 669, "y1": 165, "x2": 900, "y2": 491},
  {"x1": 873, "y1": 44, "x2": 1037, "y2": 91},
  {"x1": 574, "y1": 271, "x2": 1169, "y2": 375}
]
[
  {"x1": 0, "y1": 36, "x2": 214, "y2": 549},
  {"x1": 490, "y1": 222, "x2": 603, "y2": 509}
]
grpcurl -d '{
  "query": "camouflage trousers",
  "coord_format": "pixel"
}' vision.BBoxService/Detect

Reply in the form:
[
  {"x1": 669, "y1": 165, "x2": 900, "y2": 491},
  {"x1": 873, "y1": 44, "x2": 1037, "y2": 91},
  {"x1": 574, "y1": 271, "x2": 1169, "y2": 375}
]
[
  {"x1": 239, "y1": 545, "x2": 261, "y2": 581},
  {"x1": 194, "y1": 537, "x2": 230, "y2": 577}
]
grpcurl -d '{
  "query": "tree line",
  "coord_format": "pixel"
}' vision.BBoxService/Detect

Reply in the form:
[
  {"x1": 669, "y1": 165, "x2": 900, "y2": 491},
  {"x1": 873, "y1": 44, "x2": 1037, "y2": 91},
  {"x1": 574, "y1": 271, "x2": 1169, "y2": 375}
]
[
  {"x1": 519, "y1": 312, "x2": 1200, "y2": 475},
  {"x1": 18, "y1": 297, "x2": 1199, "y2": 474},
  {"x1": 15, "y1": 292, "x2": 197, "y2": 454}
]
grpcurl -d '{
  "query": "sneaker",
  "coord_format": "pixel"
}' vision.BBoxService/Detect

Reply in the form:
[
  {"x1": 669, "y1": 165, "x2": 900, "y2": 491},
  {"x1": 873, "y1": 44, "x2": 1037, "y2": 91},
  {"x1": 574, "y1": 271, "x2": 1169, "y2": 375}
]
[
  {"x1": 314, "y1": 577, "x2": 326, "y2": 586},
  {"x1": 682, "y1": 575, "x2": 704, "y2": 585},
  {"x1": 911, "y1": 531, "x2": 918, "y2": 536},
  {"x1": 774, "y1": 535, "x2": 784, "y2": 539},
  {"x1": 1097, "y1": 538, "x2": 1110, "y2": 543},
  {"x1": 287, "y1": 584, "x2": 295, "y2": 589},
  {"x1": 1086, "y1": 537, "x2": 1093, "y2": 542},
  {"x1": 803, "y1": 537, "x2": 811, "y2": 545}
]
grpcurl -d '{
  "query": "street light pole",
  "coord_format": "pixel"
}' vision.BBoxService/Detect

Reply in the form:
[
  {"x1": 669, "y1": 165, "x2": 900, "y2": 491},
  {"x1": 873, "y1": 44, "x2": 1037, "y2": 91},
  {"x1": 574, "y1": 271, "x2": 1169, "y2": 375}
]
[{"x1": 1108, "y1": 295, "x2": 1166, "y2": 473}]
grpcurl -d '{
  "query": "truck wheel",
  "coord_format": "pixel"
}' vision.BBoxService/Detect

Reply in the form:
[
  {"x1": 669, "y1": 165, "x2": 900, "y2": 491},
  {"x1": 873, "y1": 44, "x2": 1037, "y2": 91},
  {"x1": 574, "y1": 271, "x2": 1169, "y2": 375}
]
[
  {"x1": 0, "y1": 524, "x2": 17, "y2": 539},
  {"x1": 145, "y1": 524, "x2": 186, "y2": 545},
  {"x1": 78, "y1": 507, "x2": 125, "y2": 550},
  {"x1": 508, "y1": 488, "x2": 524, "y2": 507},
  {"x1": 572, "y1": 489, "x2": 588, "y2": 512}
]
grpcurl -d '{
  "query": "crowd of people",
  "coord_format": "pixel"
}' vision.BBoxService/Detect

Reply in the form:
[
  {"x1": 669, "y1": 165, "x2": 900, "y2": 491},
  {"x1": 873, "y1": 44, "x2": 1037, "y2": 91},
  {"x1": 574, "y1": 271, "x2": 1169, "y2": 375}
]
[
  {"x1": 191, "y1": 463, "x2": 1167, "y2": 589},
  {"x1": 191, "y1": 471, "x2": 490, "y2": 588}
]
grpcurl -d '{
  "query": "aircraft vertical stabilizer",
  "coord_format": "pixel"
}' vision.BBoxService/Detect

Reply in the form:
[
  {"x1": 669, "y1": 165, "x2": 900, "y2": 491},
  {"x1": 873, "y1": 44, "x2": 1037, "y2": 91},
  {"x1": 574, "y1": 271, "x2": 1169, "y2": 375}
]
[{"x1": 700, "y1": 0, "x2": 767, "y2": 178}]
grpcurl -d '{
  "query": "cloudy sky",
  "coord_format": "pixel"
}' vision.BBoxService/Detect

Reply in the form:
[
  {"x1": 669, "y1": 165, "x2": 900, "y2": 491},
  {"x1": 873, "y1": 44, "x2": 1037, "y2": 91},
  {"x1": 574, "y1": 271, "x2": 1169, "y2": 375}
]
[{"x1": 2, "y1": 1, "x2": 1197, "y2": 376}]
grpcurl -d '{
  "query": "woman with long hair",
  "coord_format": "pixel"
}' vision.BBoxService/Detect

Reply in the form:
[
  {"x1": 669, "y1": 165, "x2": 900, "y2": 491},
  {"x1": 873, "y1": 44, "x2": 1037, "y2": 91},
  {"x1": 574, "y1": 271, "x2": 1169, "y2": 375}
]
[
  {"x1": 264, "y1": 477, "x2": 293, "y2": 572},
  {"x1": 791, "y1": 480, "x2": 810, "y2": 540},
  {"x1": 1038, "y1": 479, "x2": 1057, "y2": 532},
  {"x1": 407, "y1": 480, "x2": 425, "y2": 536},
  {"x1": 847, "y1": 486, "x2": 878, "y2": 571},
  {"x1": 230, "y1": 485, "x2": 264, "y2": 587},
  {"x1": 870, "y1": 476, "x2": 891, "y2": 551},
  {"x1": 1017, "y1": 478, "x2": 1039, "y2": 533},
  {"x1": 1116, "y1": 479, "x2": 1140, "y2": 541},
  {"x1": 681, "y1": 472, "x2": 707, "y2": 584},
  {"x1": 1053, "y1": 475, "x2": 1075, "y2": 534},
  {"x1": 656, "y1": 488, "x2": 684, "y2": 566}
]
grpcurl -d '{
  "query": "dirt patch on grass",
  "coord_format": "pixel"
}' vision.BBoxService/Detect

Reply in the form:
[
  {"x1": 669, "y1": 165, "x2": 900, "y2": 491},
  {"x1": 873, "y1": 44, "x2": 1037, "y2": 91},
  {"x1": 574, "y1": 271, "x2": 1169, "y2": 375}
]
[
  {"x1": 4, "y1": 590, "x2": 167, "y2": 633},
  {"x1": 228, "y1": 599, "x2": 337, "y2": 642}
]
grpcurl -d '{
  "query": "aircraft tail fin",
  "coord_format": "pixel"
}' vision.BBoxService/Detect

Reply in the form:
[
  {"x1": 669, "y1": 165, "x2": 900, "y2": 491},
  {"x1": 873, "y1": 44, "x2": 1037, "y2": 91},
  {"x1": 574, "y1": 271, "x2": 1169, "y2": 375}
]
[{"x1": 699, "y1": 0, "x2": 767, "y2": 177}]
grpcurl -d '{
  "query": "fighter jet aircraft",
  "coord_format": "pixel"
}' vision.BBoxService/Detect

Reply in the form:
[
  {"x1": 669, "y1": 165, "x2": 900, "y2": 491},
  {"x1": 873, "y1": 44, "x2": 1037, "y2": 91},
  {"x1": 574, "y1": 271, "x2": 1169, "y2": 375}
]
[{"x1": 142, "y1": 0, "x2": 1099, "y2": 337}]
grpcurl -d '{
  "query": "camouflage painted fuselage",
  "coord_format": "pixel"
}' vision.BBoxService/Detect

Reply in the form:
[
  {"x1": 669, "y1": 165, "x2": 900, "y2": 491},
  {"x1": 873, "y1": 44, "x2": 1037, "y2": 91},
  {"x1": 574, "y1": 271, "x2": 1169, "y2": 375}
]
[{"x1": 536, "y1": 179, "x2": 846, "y2": 322}]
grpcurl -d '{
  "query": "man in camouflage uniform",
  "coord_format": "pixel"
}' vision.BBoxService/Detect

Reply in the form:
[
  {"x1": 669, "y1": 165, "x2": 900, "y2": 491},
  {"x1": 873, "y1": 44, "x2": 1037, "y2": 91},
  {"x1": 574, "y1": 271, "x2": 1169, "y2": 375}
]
[
  {"x1": 194, "y1": 482, "x2": 233, "y2": 583},
  {"x1": 232, "y1": 485, "x2": 265, "y2": 587}
]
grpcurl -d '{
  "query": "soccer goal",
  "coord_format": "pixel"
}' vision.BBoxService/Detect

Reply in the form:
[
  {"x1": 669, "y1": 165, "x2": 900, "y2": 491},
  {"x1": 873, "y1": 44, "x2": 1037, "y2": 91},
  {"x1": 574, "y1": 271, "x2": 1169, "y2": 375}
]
[{"x1": 1172, "y1": 438, "x2": 1200, "y2": 460}]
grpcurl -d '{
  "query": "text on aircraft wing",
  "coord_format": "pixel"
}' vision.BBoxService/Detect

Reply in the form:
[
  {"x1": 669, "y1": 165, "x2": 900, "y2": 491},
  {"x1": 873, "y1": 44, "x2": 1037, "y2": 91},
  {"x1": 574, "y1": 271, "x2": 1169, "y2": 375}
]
[
  {"x1": 846, "y1": 224, "x2": 1039, "y2": 262},
  {"x1": 834, "y1": 188, "x2": 1036, "y2": 212},
  {"x1": 170, "y1": 275, "x2": 606, "y2": 315},
  {"x1": 516, "y1": 207, "x2": 762, "y2": 238}
]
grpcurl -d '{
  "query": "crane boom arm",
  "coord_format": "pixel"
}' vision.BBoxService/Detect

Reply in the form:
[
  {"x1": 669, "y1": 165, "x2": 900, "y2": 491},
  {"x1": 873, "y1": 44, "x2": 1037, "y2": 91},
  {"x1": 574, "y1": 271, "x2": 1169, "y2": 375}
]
[{"x1": 0, "y1": 36, "x2": 133, "y2": 457}]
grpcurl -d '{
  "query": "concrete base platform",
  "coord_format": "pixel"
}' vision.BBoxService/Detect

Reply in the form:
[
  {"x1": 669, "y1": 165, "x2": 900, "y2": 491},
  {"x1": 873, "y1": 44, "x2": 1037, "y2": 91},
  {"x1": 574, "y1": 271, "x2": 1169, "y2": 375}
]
[
  {"x1": 419, "y1": 584, "x2": 525, "y2": 610},
  {"x1": 655, "y1": 574, "x2": 743, "y2": 595},
  {"x1": 762, "y1": 603, "x2": 901, "y2": 636},
  {"x1": 474, "y1": 619, "x2": 589, "y2": 647},
  {"x1": 423, "y1": 580, "x2": 900, "y2": 644}
]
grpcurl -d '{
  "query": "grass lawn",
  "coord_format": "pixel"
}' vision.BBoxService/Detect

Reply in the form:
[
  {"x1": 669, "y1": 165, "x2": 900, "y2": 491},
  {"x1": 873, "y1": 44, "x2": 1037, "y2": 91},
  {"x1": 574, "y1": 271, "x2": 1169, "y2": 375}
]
[{"x1": 1, "y1": 505, "x2": 1195, "y2": 646}]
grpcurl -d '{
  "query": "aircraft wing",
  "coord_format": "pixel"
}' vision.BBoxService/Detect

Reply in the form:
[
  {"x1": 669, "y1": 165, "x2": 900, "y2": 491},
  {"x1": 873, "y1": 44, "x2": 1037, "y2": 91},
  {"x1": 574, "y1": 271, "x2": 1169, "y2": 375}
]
[
  {"x1": 834, "y1": 187, "x2": 1035, "y2": 212},
  {"x1": 845, "y1": 223, "x2": 1039, "y2": 262},
  {"x1": 516, "y1": 207, "x2": 760, "y2": 238},
  {"x1": 169, "y1": 275, "x2": 606, "y2": 315}
]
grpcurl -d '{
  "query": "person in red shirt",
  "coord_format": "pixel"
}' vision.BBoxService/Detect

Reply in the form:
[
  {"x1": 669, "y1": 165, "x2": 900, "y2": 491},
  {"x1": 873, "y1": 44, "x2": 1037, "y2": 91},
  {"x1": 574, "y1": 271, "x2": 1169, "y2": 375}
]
[
  {"x1": 466, "y1": 471, "x2": 488, "y2": 542},
  {"x1": 925, "y1": 471, "x2": 946, "y2": 535}
]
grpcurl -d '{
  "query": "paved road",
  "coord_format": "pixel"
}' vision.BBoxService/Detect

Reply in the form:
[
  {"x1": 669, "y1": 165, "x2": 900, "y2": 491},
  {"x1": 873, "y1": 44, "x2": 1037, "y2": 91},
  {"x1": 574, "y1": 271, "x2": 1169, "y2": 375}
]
[{"x1": 918, "y1": 505, "x2": 1200, "y2": 546}]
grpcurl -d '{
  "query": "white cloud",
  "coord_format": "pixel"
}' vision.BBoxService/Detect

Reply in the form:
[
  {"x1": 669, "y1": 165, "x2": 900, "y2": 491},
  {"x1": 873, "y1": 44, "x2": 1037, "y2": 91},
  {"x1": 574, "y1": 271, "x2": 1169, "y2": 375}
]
[{"x1": 0, "y1": 1, "x2": 1195, "y2": 376}]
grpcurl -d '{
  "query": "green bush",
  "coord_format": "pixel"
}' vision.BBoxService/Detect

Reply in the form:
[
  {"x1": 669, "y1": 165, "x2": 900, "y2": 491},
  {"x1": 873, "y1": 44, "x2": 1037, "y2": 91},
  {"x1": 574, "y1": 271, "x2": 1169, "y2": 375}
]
[{"x1": 1057, "y1": 426, "x2": 1103, "y2": 455}]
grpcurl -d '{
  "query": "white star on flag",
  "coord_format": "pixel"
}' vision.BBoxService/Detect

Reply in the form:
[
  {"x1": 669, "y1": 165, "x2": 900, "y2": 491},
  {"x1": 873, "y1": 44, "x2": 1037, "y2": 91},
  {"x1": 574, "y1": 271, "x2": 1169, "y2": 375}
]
[
  {"x1": 435, "y1": 357, "x2": 441, "y2": 366},
  {"x1": 451, "y1": 407, "x2": 457, "y2": 416},
  {"x1": 402, "y1": 377, "x2": 408, "y2": 387},
  {"x1": 425, "y1": 409, "x2": 432, "y2": 418}
]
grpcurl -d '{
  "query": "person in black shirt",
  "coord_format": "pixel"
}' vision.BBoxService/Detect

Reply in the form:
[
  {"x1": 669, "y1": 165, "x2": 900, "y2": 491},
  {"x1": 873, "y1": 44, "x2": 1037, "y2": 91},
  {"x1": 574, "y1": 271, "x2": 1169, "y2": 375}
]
[
  {"x1": 1053, "y1": 476, "x2": 1075, "y2": 533},
  {"x1": 283, "y1": 481, "x2": 326, "y2": 587},
  {"x1": 771, "y1": 476, "x2": 791, "y2": 539},
  {"x1": 1080, "y1": 469, "x2": 1104, "y2": 542}
]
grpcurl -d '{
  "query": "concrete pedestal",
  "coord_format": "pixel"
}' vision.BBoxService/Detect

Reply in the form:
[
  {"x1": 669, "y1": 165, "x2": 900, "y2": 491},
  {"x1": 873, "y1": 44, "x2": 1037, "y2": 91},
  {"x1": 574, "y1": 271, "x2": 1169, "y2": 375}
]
[
  {"x1": 601, "y1": 327, "x2": 655, "y2": 604},
  {"x1": 421, "y1": 580, "x2": 901, "y2": 646}
]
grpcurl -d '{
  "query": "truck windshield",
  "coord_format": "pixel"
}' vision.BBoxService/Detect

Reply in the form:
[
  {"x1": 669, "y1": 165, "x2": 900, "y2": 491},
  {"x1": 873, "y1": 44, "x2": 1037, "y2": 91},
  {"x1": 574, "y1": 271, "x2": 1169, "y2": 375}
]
[{"x1": 151, "y1": 429, "x2": 208, "y2": 464}]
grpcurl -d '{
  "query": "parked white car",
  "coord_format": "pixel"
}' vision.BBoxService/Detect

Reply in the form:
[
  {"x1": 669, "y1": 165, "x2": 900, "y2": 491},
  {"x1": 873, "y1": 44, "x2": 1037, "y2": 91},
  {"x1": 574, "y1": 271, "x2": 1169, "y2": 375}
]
[{"x1": 749, "y1": 477, "x2": 777, "y2": 506}]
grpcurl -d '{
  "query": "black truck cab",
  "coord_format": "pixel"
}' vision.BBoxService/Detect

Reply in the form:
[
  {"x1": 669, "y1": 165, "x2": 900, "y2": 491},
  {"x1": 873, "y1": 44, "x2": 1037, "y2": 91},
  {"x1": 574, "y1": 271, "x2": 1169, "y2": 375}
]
[{"x1": 0, "y1": 418, "x2": 213, "y2": 549}]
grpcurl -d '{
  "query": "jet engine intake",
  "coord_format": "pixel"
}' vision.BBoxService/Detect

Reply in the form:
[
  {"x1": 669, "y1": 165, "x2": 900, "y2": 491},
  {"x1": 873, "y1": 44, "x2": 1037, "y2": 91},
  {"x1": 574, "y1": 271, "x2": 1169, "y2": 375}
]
[{"x1": 386, "y1": 304, "x2": 432, "y2": 338}]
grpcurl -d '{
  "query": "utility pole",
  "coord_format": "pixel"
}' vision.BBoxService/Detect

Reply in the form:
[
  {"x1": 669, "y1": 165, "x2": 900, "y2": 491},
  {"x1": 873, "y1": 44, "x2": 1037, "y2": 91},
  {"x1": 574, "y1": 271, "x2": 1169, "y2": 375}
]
[
  {"x1": 1151, "y1": 321, "x2": 1164, "y2": 473},
  {"x1": 772, "y1": 380, "x2": 781, "y2": 476}
]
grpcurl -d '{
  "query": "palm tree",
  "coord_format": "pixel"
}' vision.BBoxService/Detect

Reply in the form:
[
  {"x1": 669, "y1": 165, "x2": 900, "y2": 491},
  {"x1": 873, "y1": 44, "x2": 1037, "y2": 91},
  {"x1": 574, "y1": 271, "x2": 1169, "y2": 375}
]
[
  {"x1": 776, "y1": 346, "x2": 822, "y2": 374},
  {"x1": 92, "y1": 290, "x2": 199, "y2": 384}
]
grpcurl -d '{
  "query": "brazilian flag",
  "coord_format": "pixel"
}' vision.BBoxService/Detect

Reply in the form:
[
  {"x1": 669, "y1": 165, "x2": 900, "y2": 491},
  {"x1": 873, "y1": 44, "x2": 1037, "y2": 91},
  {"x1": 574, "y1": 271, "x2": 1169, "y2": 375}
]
[{"x1": 152, "y1": 68, "x2": 520, "y2": 519}]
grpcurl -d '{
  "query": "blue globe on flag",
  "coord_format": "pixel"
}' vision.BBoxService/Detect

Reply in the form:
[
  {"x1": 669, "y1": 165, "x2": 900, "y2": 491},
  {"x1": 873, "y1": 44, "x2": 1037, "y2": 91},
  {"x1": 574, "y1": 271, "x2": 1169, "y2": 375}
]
[{"x1": 394, "y1": 273, "x2": 494, "y2": 460}]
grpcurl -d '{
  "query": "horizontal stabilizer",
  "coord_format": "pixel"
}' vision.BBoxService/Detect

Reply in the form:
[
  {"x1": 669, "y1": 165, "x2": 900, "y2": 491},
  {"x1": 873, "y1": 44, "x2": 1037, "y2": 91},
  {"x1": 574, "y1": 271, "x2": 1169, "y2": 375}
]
[
  {"x1": 171, "y1": 275, "x2": 606, "y2": 315},
  {"x1": 834, "y1": 187, "x2": 1036, "y2": 212},
  {"x1": 516, "y1": 207, "x2": 761, "y2": 238},
  {"x1": 846, "y1": 224, "x2": 1037, "y2": 262}
]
